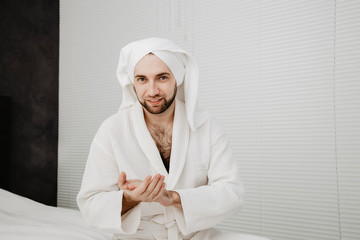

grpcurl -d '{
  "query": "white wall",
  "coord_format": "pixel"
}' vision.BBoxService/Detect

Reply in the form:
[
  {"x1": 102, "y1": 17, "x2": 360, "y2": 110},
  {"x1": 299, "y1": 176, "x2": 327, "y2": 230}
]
[{"x1": 59, "y1": 1, "x2": 360, "y2": 239}]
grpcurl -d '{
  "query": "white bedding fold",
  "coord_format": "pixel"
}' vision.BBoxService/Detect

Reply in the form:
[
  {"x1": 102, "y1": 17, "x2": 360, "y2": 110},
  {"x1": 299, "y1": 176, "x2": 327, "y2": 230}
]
[{"x1": 0, "y1": 189, "x2": 111, "y2": 240}]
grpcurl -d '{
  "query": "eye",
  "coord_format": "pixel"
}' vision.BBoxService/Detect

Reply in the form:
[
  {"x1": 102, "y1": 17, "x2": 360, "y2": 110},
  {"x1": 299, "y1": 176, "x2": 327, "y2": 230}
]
[
  {"x1": 159, "y1": 76, "x2": 167, "y2": 80},
  {"x1": 137, "y1": 77, "x2": 146, "y2": 82}
]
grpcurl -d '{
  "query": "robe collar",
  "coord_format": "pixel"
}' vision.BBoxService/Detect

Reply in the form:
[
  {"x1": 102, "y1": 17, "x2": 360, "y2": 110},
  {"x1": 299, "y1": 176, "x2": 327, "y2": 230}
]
[{"x1": 131, "y1": 98, "x2": 189, "y2": 189}]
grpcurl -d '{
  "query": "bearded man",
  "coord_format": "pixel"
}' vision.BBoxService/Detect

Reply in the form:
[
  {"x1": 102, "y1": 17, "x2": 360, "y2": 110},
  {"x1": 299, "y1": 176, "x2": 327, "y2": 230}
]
[{"x1": 77, "y1": 38, "x2": 268, "y2": 240}]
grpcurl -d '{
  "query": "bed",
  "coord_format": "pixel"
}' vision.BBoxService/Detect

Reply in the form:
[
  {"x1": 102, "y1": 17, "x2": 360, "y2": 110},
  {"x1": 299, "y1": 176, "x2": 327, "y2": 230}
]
[{"x1": 0, "y1": 188, "x2": 111, "y2": 240}]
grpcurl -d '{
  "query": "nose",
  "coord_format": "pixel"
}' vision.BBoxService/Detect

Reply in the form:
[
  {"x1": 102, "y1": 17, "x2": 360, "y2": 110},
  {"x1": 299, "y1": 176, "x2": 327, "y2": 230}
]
[{"x1": 148, "y1": 80, "x2": 160, "y2": 96}]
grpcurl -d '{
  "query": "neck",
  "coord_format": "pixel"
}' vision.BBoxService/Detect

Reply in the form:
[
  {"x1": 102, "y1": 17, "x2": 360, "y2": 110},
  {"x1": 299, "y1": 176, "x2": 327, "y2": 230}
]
[{"x1": 143, "y1": 101, "x2": 175, "y2": 128}]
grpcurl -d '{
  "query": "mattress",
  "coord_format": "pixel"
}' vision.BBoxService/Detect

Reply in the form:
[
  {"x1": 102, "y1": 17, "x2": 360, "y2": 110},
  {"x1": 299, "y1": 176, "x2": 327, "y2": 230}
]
[{"x1": 0, "y1": 188, "x2": 111, "y2": 240}]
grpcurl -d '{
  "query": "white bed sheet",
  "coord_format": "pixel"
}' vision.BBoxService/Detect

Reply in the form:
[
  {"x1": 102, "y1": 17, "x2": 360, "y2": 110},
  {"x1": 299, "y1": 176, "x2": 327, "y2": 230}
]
[{"x1": 0, "y1": 188, "x2": 111, "y2": 240}]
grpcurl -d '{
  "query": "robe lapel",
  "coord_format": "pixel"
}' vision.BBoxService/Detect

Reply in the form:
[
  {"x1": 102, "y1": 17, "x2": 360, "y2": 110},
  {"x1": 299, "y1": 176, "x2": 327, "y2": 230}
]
[
  {"x1": 131, "y1": 101, "x2": 168, "y2": 176},
  {"x1": 131, "y1": 99, "x2": 190, "y2": 188},
  {"x1": 167, "y1": 99, "x2": 189, "y2": 190}
]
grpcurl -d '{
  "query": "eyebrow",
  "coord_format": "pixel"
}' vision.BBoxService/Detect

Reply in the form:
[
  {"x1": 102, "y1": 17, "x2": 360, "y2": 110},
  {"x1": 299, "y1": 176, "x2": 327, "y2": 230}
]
[
  {"x1": 156, "y1": 72, "x2": 170, "y2": 77},
  {"x1": 134, "y1": 74, "x2": 146, "y2": 78},
  {"x1": 134, "y1": 72, "x2": 171, "y2": 78}
]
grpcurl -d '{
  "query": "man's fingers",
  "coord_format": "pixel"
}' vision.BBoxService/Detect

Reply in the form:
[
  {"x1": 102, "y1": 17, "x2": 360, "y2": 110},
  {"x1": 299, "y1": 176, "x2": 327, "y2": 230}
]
[
  {"x1": 144, "y1": 174, "x2": 161, "y2": 195},
  {"x1": 153, "y1": 182, "x2": 166, "y2": 201},
  {"x1": 151, "y1": 176, "x2": 165, "y2": 198},
  {"x1": 120, "y1": 174, "x2": 167, "y2": 202},
  {"x1": 145, "y1": 175, "x2": 165, "y2": 200},
  {"x1": 118, "y1": 171, "x2": 127, "y2": 188},
  {"x1": 126, "y1": 184, "x2": 137, "y2": 190},
  {"x1": 134, "y1": 175, "x2": 152, "y2": 195}
]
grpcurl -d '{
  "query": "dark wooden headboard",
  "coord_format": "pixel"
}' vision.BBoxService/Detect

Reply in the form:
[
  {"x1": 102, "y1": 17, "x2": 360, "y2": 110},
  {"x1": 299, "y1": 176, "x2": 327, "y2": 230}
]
[{"x1": 0, "y1": 96, "x2": 11, "y2": 189}]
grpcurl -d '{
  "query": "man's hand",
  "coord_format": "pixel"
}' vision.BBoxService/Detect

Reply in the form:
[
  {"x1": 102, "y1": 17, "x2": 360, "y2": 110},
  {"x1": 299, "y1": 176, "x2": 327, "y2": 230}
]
[
  {"x1": 118, "y1": 172, "x2": 166, "y2": 215},
  {"x1": 118, "y1": 172, "x2": 182, "y2": 210}
]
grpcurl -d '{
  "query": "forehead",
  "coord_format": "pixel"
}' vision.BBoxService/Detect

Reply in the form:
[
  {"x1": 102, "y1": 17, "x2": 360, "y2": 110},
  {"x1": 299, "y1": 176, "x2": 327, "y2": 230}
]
[{"x1": 134, "y1": 54, "x2": 172, "y2": 75}]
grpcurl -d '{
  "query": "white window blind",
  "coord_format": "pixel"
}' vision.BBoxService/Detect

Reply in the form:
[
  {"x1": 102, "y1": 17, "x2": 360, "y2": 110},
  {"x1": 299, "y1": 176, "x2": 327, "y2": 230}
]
[
  {"x1": 336, "y1": 1, "x2": 360, "y2": 239},
  {"x1": 59, "y1": 1, "x2": 360, "y2": 239},
  {"x1": 193, "y1": 0, "x2": 359, "y2": 239}
]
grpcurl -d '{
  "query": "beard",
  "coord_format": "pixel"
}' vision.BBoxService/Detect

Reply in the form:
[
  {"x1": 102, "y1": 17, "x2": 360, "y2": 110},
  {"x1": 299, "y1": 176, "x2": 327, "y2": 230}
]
[{"x1": 137, "y1": 86, "x2": 177, "y2": 114}]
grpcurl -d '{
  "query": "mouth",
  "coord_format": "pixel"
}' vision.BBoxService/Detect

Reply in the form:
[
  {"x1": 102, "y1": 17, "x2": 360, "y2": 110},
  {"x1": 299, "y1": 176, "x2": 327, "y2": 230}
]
[{"x1": 146, "y1": 98, "x2": 163, "y2": 106}]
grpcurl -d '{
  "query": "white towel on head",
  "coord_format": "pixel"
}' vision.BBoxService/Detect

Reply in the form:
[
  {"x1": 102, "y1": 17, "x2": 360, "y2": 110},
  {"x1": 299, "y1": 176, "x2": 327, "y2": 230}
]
[{"x1": 116, "y1": 37, "x2": 209, "y2": 131}]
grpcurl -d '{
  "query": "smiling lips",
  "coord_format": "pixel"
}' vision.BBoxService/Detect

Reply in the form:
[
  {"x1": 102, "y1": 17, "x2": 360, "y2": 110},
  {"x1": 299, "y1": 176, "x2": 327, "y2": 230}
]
[{"x1": 146, "y1": 98, "x2": 163, "y2": 106}]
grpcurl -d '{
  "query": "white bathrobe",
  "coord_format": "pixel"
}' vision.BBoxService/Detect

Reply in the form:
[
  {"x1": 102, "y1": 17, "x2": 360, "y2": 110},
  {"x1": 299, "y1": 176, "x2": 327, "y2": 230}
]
[{"x1": 77, "y1": 98, "x2": 245, "y2": 240}]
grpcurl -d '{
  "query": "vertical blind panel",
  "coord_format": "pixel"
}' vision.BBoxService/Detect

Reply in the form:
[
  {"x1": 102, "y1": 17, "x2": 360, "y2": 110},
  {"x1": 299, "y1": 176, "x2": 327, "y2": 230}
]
[
  {"x1": 194, "y1": 1, "x2": 341, "y2": 240},
  {"x1": 58, "y1": 0, "x2": 159, "y2": 208},
  {"x1": 194, "y1": 0, "x2": 263, "y2": 235},
  {"x1": 158, "y1": 0, "x2": 195, "y2": 54},
  {"x1": 259, "y1": 2, "x2": 339, "y2": 240},
  {"x1": 336, "y1": 1, "x2": 360, "y2": 239}
]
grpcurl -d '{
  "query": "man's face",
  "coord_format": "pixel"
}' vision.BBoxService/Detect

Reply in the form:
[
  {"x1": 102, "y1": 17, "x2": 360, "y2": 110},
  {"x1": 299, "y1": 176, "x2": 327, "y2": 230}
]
[{"x1": 133, "y1": 54, "x2": 177, "y2": 114}]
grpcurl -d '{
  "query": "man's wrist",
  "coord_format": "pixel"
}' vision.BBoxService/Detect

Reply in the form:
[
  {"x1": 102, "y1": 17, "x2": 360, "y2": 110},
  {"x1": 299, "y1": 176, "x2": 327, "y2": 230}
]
[
  {"x1": 170, "y1": 191, "x2": 182, "y2": 208},
  {"x1": 123, "y1": 191, "x2": 139, "y2": 205},
  {"x1": 121, "y1": 191, "x2": 139, "y2": 215}
]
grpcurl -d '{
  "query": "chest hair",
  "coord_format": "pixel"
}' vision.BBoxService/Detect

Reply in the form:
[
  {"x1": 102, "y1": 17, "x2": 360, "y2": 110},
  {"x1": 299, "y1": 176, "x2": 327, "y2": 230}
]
[{"x1": 149, "y1": 125, "x2": 172, "y2": 166}]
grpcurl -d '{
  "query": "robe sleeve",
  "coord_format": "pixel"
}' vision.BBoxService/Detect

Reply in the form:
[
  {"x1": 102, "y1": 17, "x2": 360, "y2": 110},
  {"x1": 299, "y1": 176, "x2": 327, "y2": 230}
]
[
  {"x1": 175, "y1": 118, "x2": 245, "y2": 235},
  {"x1": 76, "y1": 120, "x2": 141, "y2": 234}
]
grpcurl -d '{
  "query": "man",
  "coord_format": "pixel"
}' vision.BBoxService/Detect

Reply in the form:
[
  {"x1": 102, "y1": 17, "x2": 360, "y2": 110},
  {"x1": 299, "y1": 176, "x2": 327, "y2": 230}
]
[{"x1": 77, "y1": 38, "x2": 263, "y2": 240}]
